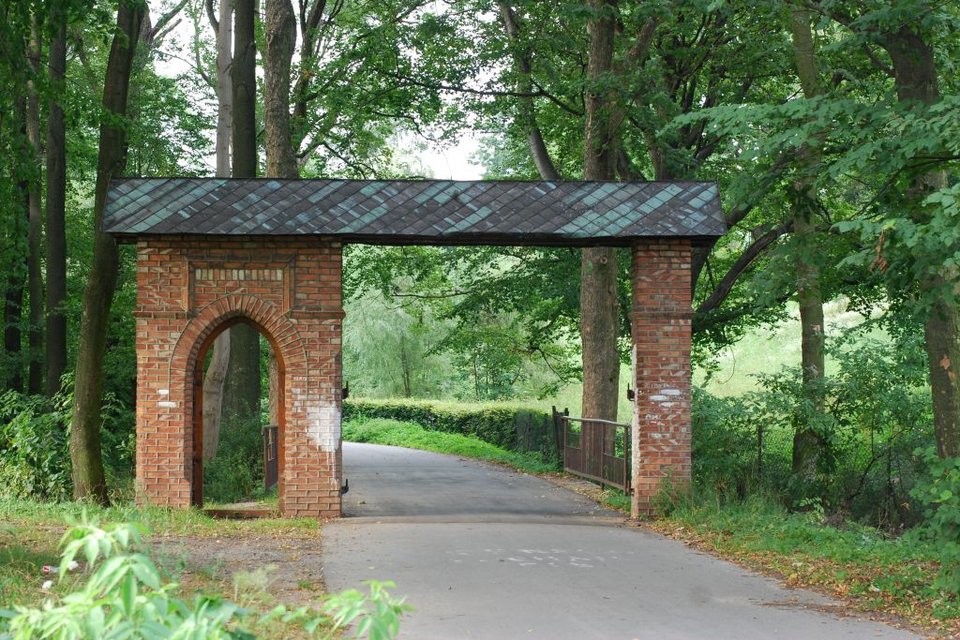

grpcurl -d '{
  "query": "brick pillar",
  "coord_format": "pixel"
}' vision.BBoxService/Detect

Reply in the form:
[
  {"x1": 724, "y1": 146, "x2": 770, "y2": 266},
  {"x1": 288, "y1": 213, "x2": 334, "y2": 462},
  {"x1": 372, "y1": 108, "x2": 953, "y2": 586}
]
[
  {"x1": 134, "y1": 236, "x2": 343, "y2": 518},
  {"x1": 629, "y1": 239, "x2": 693, "y2": 517}
]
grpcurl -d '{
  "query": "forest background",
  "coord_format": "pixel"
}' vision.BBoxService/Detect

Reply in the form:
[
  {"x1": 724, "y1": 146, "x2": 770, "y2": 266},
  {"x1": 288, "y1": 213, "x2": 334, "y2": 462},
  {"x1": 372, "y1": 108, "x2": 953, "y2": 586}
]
[{"x1": 1, "y1": 0, "x2": 959, "y2": 607}]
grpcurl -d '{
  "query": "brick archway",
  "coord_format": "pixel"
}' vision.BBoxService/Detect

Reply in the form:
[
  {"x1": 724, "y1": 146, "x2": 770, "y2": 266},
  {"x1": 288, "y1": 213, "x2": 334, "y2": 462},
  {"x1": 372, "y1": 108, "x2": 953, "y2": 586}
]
[
  {"x1": 171, "y1": 294, "x2": 305, "y2": 510},
  {"x1": 115, "y1": 178, "x2": 726, "y2": 519},
  {"x1": 135, "y1": 236, "x2": 344, "y2": 517}
]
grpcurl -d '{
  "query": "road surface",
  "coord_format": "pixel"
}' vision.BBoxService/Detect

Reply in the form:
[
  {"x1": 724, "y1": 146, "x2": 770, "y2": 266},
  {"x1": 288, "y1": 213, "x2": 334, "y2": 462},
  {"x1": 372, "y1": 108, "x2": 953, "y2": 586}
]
[{"x1": 322, "y1": 442, "x2": 919, "y2": 640}]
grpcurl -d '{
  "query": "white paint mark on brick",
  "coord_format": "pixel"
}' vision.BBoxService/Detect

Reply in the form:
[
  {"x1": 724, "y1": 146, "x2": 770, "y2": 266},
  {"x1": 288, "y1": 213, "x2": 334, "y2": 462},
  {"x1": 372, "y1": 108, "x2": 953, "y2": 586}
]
[
  {"x1": 662, "y1": 388, "x2": 681, "y2": 396},
  {"x1": 305, "y1": 403, "x2": 341, "y2": 452}
]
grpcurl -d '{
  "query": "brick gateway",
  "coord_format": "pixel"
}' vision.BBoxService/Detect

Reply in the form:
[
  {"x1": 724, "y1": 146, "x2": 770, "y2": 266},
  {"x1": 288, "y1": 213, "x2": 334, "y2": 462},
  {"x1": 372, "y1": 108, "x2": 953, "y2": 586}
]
[{"x1": 104, "y1": 178, "x2": 726, "y2": 519}]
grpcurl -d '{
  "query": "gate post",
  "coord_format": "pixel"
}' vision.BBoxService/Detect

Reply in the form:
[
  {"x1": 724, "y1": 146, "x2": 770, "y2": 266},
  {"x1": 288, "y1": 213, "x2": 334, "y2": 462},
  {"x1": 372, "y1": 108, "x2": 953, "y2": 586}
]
[{"x1": 629, "y1": 239, "x2": 693, "y2": 517}]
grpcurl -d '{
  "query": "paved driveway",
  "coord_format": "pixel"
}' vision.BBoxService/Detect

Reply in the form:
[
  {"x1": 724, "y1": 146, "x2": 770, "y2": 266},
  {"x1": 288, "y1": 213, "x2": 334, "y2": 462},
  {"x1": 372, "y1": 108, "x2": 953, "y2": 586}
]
[{"x1": 321, "y1": 443, "x2": 920, "y2": 640}]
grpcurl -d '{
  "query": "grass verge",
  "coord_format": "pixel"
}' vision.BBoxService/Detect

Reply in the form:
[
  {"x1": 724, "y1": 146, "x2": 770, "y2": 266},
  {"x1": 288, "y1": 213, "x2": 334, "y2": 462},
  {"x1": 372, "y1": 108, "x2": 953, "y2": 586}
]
[
  {"x1": 0, "y1": 496, "x2": 320, "y2": 615},
  {"x1": 651, "y1": 495, "x2": 957, "y2": 636},
  {"x1": 343, "y1": 417, "x2": 557, "y2": 474}
]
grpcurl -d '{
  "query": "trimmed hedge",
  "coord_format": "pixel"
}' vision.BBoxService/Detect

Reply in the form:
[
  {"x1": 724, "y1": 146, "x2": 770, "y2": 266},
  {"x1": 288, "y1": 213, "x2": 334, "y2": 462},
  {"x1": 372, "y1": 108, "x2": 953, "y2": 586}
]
[{"x1": 343, "y1": 398, "x2": 557, "y2": 458}]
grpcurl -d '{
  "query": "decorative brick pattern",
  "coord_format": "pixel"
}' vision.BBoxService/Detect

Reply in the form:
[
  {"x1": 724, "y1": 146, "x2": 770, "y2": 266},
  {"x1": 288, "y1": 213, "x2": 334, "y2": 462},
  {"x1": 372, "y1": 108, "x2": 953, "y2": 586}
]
[
  {"x1": 630, "y1": 239, "x2": 693, "y2": 516},
  {"x1": 135, "y1": 236, "x2": 343, "y2": 518}
]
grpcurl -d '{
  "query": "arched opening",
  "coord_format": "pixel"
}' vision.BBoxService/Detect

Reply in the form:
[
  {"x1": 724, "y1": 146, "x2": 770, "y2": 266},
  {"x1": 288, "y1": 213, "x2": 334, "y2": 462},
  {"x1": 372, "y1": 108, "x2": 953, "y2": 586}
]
[{"x1": 189, "y1": 316, "x2": 286, "y2": 512}]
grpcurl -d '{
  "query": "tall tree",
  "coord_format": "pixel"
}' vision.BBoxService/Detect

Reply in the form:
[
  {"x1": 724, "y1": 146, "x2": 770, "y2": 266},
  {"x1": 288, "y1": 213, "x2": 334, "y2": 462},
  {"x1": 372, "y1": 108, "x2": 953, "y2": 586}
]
[
  {"x1": 264, "y1": 0, "x2": 299, "y2": 428},
  {"x1": 264, "y1": 0, "x2": 297, "y2": 178},
  {"x1": 0, "y1": 0, "x2": 38, "y2": 394},
  {"x1": 69, "y1": 0, "x2": 146, "y2": 503},
  {"x1": 809, "y1": 1, "x2": 960, "y2": 458},
  {"x1": 221, "y1": 0, "x2": 260, "y2": 426},
  {"x1": 201, "y1": 0, "x2": 234, "y2": 460},
  {"x1": 786, "y1": 2, "x2": 827, "y2": 483},
  {"x1": 4, "y1": 98, "x2": 26, "y2": 393},
  {"x1": 878, "y1": 15, "x2": 958, "y2": 458},
  {"x1": 25, "y1": 26, "x2": 43, "y2": 395},
  {"x1": 45, "y1": 0, "x2": 68, "y2": 396},
  {"x1": 579, "y1": 0, "x2": 621, "y2": 422}
]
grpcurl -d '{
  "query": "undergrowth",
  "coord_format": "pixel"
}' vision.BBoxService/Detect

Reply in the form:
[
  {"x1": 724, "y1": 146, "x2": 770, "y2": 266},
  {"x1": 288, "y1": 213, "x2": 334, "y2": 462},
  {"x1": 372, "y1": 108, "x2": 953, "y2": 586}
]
[
  {"x1": 0, "y1": 514, "x2": 407, "y2": 639},
  {"x1": 652, "y1": 493, "x2": 958, "y2": 634}
]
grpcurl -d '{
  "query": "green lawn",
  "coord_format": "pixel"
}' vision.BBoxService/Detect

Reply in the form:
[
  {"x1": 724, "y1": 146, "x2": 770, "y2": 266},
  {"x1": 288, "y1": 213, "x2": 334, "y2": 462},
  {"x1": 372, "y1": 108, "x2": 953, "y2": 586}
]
[{"x1": 343, "y1": 417, "x2": 556, "y2": 474}]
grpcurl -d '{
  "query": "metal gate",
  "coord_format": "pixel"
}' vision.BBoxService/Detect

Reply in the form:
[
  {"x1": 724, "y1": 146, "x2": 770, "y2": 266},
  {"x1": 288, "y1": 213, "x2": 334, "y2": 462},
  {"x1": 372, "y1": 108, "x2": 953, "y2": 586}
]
[
  {"x1": 553, "y1": 409, "x2": 631, "y2": 493},
  {"x1": 263, "y1": 425, "x2": 279, "y2": 491}
]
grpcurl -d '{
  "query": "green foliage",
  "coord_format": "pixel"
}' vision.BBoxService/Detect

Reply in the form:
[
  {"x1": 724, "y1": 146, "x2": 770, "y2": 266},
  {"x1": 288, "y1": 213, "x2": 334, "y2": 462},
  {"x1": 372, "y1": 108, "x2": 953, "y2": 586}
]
[
  {"x1": 912, "y1": 449, "x2": 960, "y2": 595},
  {"x1": 0, "y1": 391, "x2": 71, "y2": 502},
  {"x1": 343, "y1": 293, "x2": 457, "y2": 399},
  {"x1": 343, "y1": 245, "x2": 583, "y2": 401},
  {"x1": 343, "y1": 417, "x2": 556, "y2": 474},
  {"x1": 204, "y1": 418, "x2": 265, "y2": 504},
  {"x1": 344, "y1": 397, "x2": 556, "y2": 460},
  {"x1": 691, "y1": 336, "x2": 932, "y2": 527},
  {"x1": 0, "y1": 514, "x2": 408, "y2": 640},
  {"x1": 690, "y1": 388, "x2": 757, "y2": 499}
]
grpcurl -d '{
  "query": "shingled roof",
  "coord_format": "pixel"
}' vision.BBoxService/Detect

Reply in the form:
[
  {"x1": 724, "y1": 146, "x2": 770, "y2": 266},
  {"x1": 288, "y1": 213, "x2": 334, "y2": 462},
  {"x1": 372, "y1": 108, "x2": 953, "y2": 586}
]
[{"x1": 104, "y1": 178, "x2": 725, "y2": 247}]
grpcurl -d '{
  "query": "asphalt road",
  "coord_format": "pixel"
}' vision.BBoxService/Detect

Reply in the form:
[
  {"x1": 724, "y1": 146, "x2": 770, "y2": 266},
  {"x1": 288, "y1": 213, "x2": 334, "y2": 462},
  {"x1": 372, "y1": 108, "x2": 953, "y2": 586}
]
[{"x1": 322, "y1": 442, "x2": 920, "y2": 640}]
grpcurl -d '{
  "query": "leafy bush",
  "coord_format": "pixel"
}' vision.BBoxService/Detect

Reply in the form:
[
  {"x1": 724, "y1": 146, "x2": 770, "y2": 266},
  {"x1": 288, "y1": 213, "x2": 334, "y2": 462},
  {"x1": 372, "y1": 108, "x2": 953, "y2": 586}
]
[
  {"x1": 0, "y1": 391, "x2": 71, "y2": 502},
  {"x1": 912, "y1": 449, "x2": 960, "y2": 595},
  {"x1": 204, "y1": 417, "x2": 264, "y2": 504},
  {"x1": 691, "y1": 338, "x2": 932, "y2": 528},
  {"x1": 0, "y1": 514, "x2": 408, "y2": 639},
  {"x1": 690, "y1": 388, "x2": 757, "y2": 501},
  {"x1": 344, "y1": 398, "x2": 558, "y2": 462}
]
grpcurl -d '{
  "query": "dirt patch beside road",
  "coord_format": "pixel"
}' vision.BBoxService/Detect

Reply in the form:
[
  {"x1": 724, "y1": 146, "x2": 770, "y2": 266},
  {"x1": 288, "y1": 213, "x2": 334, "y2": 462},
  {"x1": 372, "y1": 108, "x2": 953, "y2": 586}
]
[{"x1": 152, "y1": 529, "x2": 326, "y2": 607}]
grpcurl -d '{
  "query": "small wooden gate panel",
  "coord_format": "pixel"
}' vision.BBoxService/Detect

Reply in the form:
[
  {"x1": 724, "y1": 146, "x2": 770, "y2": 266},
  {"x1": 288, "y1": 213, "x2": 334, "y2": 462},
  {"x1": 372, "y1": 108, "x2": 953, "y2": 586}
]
[
  {"x1": 554, "y1": 410, "x2": 631, "y2": 493},
  {"x1": 263, "y1": 425, "x2": 279, "y2": 491}
]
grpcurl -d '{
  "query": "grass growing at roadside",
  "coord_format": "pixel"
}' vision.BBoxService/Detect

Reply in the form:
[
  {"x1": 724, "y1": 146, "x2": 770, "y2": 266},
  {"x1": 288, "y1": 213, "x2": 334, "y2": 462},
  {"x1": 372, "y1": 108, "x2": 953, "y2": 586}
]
[
  {"x1": 652, "y1": 494, "x2": 957, "y2": 633},
  {"x1": 0, "y1": 496, "x2": 318, "y2": 538},
  {"x1": 343, "y1": 417, "x2": 557, "y2": 474},
  {"x1": 0, "y1": 496, "x2": 321, "y2": 612}
]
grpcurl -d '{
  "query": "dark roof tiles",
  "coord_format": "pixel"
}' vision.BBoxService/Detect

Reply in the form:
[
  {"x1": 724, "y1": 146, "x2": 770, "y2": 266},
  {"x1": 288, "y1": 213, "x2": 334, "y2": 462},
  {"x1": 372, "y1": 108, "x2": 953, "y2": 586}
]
[{"x1": 104, "y1": 178, "x2": 725, "y2": 246}]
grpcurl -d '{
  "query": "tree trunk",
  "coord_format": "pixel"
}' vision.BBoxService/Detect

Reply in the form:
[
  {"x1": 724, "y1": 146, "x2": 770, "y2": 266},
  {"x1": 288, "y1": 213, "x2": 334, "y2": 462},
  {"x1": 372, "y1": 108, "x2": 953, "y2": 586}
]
[
  {"x1": 264, "y1": 0, "x2": 297, "y2": 178},
  {"x1": 788, "y1": 4, "x2": 826, "y2": 482},
  {"x1": 268, "y1": 351, "x2": 280, "y2": 424},
  {"x1": 927, "y1": 295, "x2": 960, "y2": 457},
  {"x1": 580, "y1": 0, "x2": 620, "y2": 422},
  {"x1": 262, "y1": 0, "x2": 299, "y2": 430},
  {"x1": 202, "y1": 329, "x2": 230, "y2": 460},
  {"x1": 222, "y1": 0, "x2": 261, "y2": 427},
  {"x1": 214, "y1": 0, "x2": 233, "y2": 178},
  {"x1": 69, "y1": 0, "x2": 146, "y2": 504},
  {"x1": 4, "y1": 278, "x2": 24, "y2": 392},
  {"x1": 790, "y1": 190, "x2": 826, "y2": 478},
  {"x1": 221, "y1": 329, "x2": 261, "y2": 425},
  {"x1": 201, "y1": 0, "x2": 234, "y2": 460},
  {"x1": 4, "y1": 140, "x2": 25, "y2": 392},
  {"x1": 232, "y1": 0, "x2": 257, "y2": 177},
  {"x1": 45, "y1": 2, "x2": 68, "y2": 396},
  {"x1": 26, "y1": 30, "x2": 43, "y2": 395},
  {"x1": 882, "y1": 27, "x2": 959, "y2": 457}
]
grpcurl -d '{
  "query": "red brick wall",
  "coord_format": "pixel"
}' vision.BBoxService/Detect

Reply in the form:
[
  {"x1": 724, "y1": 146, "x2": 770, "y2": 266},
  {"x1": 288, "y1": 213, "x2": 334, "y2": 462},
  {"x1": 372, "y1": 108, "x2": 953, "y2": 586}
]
[
  {"x1": 630, "y1": 239, "x2": 693, "y2": 516},
  {"x1": 134, "y1": 236, "x2": 343, "y2": 517}
]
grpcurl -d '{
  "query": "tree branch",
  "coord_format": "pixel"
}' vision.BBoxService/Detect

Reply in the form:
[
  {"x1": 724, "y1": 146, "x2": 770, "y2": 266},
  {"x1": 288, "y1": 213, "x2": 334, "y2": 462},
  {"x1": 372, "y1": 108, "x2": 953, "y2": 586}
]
[
  {"x1": 205, "y1": 0, "x2": 218, "y2": 32},
  {"x1": 696, "y1": 221, "x2": 792, "y2": 316},
  {"x1": 498, "y1": 0, "x2": 560, "y2": 180}
]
